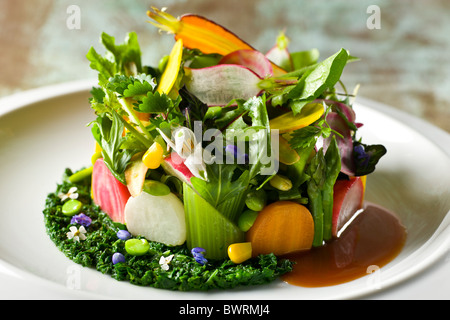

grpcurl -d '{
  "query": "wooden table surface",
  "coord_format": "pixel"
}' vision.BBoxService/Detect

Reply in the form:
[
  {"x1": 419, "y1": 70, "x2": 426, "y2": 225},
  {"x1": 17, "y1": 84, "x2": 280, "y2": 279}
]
[{"x1": 1, "y1": 0, "x2": 449, "y2": 133}]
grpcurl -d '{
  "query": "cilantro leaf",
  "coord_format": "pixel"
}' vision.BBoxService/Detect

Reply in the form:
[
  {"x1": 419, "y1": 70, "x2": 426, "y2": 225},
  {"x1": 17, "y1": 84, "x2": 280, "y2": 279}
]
[
  {"x1": 107, "y1": 74, "x2": 156, "y2": 99},
  {"x1": 139, "y1": 91, "x2": 173, "y2": 113}
]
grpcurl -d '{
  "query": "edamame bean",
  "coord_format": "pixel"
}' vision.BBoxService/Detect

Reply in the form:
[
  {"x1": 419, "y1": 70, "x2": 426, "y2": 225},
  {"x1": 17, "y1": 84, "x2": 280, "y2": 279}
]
[
  {"x1": 269, "y1": 174, "x2": 293, "y2": 191},
  {"x1": 238, "y1": 210, "x2": 259, "y2": 232},
  {"x1": 125, "y1": 239, "x2": 150, "y2": 256},
  {"x1": 143, "y1": 180, "x2": 171, "y2": 196},
  {"x1": 245, "y1": 189, "x2": 267, "y2": 212},
  {"x1": 62, "y1": 199, "x2": 83, "y2": 216}
]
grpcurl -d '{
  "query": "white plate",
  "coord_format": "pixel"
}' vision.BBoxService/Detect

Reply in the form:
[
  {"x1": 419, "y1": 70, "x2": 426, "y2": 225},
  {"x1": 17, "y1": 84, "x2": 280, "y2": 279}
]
[{"x1": 0, "y1": 79, "x2": 449, "y2": 300}]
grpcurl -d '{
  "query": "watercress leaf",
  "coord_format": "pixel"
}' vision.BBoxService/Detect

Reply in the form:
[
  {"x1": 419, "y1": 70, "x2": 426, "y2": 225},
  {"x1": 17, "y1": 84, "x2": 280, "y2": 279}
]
[
  {"x1": 190, "y1": 163, "x2": 250, "y2": 209},
  {"x1": 287, "y1": 48, "x2": 349, "y2": 114},
  {"x1": 290, "y1": 48, "x2": 320, "y2": 70}
]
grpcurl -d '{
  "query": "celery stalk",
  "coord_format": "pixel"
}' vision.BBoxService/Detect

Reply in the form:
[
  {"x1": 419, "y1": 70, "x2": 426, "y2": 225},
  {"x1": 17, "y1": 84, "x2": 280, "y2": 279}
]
[{"x1": 183, "y1": 183, "x2": 244, "y2": 260}]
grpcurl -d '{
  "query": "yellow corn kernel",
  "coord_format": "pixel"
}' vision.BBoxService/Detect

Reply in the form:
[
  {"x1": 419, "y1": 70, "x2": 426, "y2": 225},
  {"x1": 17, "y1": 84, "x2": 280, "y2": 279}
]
[
  {"x1": 228, "y1": 242, "x2": 252, "y2": 264},
  {"x1": 142, "y1": 142, "x2": 164, "y2": 169}
]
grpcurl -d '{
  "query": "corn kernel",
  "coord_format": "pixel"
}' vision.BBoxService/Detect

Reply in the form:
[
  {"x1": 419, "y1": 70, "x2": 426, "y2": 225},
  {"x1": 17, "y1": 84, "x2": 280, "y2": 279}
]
[
  {"x1": 228, "y1": 242, "x2": 252, "y2": 264},
  {"x1": 142, "y1": 142, "x2": 164, "y2": 169}
]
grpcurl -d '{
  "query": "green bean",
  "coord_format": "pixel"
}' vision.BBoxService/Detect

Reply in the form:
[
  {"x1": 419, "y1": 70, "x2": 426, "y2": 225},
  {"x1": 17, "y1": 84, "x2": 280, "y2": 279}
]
[{"x1": 143, "y1": 180, "x2": 171, "y2": 196}]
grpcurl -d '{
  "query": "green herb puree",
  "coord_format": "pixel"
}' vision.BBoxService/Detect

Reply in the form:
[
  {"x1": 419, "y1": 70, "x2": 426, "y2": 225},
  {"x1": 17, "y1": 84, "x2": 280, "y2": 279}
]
[{"x1": 42, "y1": 168, "x2": 293, "y2": 291}]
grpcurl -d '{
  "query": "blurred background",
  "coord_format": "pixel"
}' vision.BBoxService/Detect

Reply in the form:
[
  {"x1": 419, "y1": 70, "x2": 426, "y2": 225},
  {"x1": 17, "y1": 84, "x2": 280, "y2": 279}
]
[{"x1": 0, "y1": 0, "x2": 449, "y2": 132}]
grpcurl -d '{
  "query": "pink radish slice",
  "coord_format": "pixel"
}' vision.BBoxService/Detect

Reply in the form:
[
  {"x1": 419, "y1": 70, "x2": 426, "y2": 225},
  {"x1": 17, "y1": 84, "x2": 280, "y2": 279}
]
[
  {"x1": 323, "y1": 112, "x2": 356, "y2": 175},
  {"x1": 92, "y1": 159, "x2": 131, "y2": 224},
  {"x1": 185, "y1": 64, "x2": 263, "y2": 106},
  {"x1": 161, "y1": 152, "x2": 194, "y2": 184},
  {"x1": 332, "y1": 177, "x2": 364, "y2": 237},
  {"x1": 219, "y1": 49, "x2": 273, "y2": 78},
  {"x1": 265, "y1": 45, "x2": 293, "y2": 72}
]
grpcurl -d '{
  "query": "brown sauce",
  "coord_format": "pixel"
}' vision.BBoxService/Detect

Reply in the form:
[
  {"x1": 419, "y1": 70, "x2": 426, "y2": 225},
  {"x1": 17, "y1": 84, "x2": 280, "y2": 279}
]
[{"x1": 282, "y1": 202, "x2": 407, "y2": 287}]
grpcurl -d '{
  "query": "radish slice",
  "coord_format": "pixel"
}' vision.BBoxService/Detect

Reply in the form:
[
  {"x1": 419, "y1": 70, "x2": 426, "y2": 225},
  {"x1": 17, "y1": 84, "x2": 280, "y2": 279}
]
[
  {"x1": 161, "y1": 152, "x2": 194, "y2": 184},
  {"x1": 124, "y1": 191, "x2": 186, "y2": 246},
  {"x1": 219, "y1": 49, "x2": 273, "y2": 78},
  {"x1": 332, "y1": 177, "x2": 364, "y2": 237},
  {"x1": 318, "y1": 99, "x2": 356, "y2": 123},
  {"x1": 92, "y1": 159, "x2": 131, "y2": 224},
  {"x1": 184, "y1": 64, "x2": 262, "y2": 106}
]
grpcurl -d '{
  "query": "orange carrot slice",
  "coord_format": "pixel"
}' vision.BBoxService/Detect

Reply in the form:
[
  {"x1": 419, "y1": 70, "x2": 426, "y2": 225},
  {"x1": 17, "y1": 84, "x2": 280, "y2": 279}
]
[
  {"x1": 246, "y1": 201, "x2": 314, "y2": 256},
  {"x1": 147, "y1": 7, "x2": 287, "y2": 75},
  {"x1": 147, "y1": 7, "x2": 253, "y2": 55}
]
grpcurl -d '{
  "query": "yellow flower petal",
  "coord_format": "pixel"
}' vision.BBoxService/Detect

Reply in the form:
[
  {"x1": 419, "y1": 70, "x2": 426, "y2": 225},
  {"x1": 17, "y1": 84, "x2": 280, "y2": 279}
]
[
  {"x1": 157, "y1": 38, "x2": 183, "y2": 94},
  {"x1": 269, "y1": 102, "x2": 324, "y2": 133}
]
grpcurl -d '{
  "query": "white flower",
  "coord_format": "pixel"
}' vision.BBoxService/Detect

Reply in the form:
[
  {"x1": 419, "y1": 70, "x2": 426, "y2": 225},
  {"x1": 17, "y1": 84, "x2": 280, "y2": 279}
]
[
  {"x1": 58, "y1": 187, "x2": 79, "y2": 201},
  {"x1": 157, "y1": 126, "x2": 208, "y2": 181},
  {"x1": 159, "y1": 254, "x2": 174, "y2": 271},
  {"x1": 184, "y1": 143, "x2": 208, "y2": 180},
  {"x1": 66, "y1": 226, "x2": 87, "y2": 242}
]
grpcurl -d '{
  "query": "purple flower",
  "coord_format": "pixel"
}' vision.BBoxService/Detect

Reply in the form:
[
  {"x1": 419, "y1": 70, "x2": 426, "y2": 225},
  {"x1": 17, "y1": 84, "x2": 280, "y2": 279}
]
[
  {"x1": 70, "y1": 213, "x2": 92, "y2": 227},
  {"x1": 354, "y1": 144, "x2": 370, "y2": 168},
  {"x1": 191, "y1": 247, "x2": 208, "y2": 265},
  {"x1": 191, "y1": 247, "x2": 206, "y2": 255},
  {"x1": 225, "y1": 145, "x2": 249, "y2": 164}
]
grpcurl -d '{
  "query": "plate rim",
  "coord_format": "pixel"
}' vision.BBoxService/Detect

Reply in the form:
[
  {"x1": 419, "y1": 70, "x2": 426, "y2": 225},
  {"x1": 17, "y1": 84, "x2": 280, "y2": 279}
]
[{"x1": 0, "y1": 79, "x2": 449, "y2": 300}]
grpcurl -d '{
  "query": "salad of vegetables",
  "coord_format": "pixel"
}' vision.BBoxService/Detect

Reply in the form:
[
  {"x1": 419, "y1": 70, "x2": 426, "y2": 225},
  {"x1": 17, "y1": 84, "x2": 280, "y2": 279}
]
[{"x1": 42, "y1": 7, "x2": 387, "y2": 291}]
